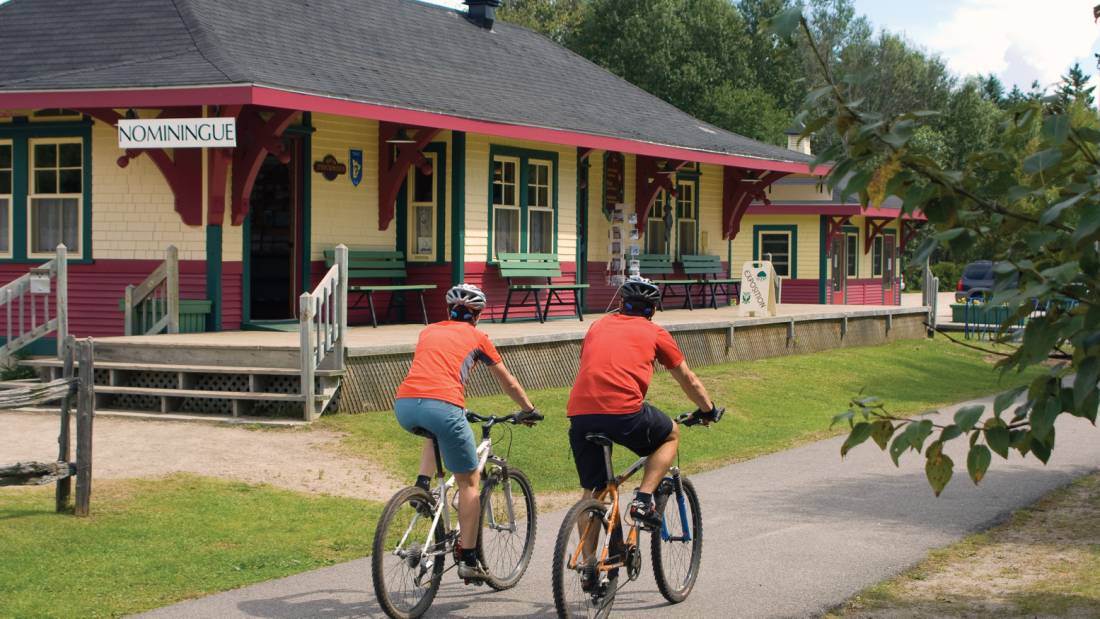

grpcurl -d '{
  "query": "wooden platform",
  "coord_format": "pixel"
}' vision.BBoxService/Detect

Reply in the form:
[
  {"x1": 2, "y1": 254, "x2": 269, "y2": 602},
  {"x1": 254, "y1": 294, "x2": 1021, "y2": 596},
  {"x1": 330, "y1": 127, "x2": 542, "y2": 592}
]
[{"x1": 23, "y1": 304, "x2": 932, "y2": 418}]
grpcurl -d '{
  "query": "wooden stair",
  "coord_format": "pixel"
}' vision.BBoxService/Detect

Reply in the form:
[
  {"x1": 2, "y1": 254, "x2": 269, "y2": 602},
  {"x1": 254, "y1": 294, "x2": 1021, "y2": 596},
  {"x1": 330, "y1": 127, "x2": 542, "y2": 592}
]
[{"x1": 21, "y1": 345, "x2": 343, "y2": 420}]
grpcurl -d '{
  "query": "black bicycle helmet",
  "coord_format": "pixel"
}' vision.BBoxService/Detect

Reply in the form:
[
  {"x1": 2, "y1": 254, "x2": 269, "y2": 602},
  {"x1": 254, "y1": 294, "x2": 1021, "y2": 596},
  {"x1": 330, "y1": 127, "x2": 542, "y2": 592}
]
[{"x1": 620, "y1": 276, "x2": 660, "y2": 317}]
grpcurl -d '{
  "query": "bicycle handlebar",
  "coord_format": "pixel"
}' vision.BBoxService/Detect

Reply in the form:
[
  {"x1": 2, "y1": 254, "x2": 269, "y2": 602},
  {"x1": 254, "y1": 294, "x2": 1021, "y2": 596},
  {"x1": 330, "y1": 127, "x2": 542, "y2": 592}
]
[
  {"x1": 465, "y1": 409, "x2": 544, "y2": 426},
  {"x1": 675, "y1": 407, "x2": 726, "y2": 427}
]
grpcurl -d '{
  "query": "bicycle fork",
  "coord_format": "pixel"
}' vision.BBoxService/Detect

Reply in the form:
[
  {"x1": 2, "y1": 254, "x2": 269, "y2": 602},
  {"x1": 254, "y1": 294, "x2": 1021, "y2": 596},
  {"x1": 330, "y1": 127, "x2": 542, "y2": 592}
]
[{"x1": 659, "y1": 467, "x2": 692, "y2": 543}]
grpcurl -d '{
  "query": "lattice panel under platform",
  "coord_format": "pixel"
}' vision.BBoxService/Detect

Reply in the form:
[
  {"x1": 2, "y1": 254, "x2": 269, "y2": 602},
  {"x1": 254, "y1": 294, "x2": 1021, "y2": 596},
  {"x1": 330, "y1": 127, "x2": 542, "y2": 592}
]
[
  {"x1": 251, "y1": 374, "x2": 303, "y2": 417},
  {"x1": 177, "y1": 373, "x2": 249, "y2": 415},
  {"x1": 113, "y1": 371, "x2": 177, "y2": 411}
]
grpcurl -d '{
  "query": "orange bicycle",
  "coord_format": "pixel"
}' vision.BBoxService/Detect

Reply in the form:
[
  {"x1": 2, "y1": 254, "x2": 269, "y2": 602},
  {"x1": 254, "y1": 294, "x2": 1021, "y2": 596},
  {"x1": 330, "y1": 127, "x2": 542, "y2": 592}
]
[{"x1": 551, "y1": 408, "x2": 724, "y2": 617}]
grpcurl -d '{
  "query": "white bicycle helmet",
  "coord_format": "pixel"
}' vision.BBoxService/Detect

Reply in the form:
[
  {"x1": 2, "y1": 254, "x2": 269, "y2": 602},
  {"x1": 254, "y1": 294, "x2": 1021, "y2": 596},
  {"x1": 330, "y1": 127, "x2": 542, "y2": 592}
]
[
  {"x1": 446, "y1": 283, "x2": 487, "y2": 311},
  {"x1": 620, "y1": 276, "x2": 661, "y2": 305}
]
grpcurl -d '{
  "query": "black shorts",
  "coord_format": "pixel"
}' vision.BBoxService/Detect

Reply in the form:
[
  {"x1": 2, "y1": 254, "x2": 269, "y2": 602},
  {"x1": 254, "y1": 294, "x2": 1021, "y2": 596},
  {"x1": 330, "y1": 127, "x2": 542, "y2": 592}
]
[{"x1": 568, "y1": 402, "x2": 674, "y2": 490}]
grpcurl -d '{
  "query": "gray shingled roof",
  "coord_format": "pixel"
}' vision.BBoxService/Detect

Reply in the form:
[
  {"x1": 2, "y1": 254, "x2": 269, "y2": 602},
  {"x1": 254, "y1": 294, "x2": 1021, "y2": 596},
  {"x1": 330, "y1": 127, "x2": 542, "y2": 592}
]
[{"x1": 0, "y1": 0, "x2": 813, "y2": 167}]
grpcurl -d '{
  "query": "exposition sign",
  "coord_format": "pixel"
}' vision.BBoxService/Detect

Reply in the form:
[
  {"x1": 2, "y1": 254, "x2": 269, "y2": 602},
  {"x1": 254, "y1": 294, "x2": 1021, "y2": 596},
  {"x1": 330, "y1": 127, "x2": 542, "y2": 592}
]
[
  {"x1": 737, "y1": 261, "x2": 777, "y2": 317},
  {"x1": 117, "y1": 117, "x2": 237, "y2": 149}
]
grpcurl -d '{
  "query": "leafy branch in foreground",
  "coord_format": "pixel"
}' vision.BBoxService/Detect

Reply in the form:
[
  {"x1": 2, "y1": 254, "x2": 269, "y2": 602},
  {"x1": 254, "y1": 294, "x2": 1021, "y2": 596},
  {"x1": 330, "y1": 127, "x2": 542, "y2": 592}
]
[{"x1": 769, "y1": 7, "x2": 1100, "y2": 495}]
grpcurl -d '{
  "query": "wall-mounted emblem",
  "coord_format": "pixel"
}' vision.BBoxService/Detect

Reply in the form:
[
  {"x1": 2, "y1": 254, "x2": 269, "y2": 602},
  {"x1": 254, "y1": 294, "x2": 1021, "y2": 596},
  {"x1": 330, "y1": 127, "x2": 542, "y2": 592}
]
[
  {"x1": 313, "y1": 154, "x2": 347, "y2": 181},
  {"x1": 349, "y1": 149, "x2": 363, "y2": 187}
]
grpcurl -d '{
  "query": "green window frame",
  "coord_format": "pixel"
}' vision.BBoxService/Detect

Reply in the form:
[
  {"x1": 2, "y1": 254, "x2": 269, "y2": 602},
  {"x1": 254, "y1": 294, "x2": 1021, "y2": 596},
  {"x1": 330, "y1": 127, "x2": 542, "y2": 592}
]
[
  {"x1": 753, "y1": 224, "x2": 797, "y2": 278},
  {"x1": 486, "y1": 145, "x2": 558, "y2": 262},
  {"x1": 0, "y1": 140, "x2": 12, "y2": 258},
  {"x1": 872, "y1": 235, "x2": 884, "y2": 277},
  {"x1": 845, "y1": 229, "x2": 858, "y2": 278},
  {"x1": 0, "y1": 118, "x2": 92, "y2": 263},
  {"x1": 643, "y1": 172, "x2": 700, "y2": 258}
]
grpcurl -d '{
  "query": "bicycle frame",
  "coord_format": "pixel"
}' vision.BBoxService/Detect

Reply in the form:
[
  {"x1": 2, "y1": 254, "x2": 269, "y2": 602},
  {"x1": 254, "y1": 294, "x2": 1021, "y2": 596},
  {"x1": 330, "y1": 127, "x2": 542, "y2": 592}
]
[
  {"x1": 393, "y1": 418, "x2": 517, "y2": 567},
  {"x1": 569, "y1": 450, "x2": 692, "y2": 576}
]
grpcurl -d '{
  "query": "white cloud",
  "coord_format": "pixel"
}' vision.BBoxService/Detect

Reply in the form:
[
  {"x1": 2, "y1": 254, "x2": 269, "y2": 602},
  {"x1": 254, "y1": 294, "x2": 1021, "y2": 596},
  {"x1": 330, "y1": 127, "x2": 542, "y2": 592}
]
[{"x1": 910, "y1": 0, "x2": 1100, "y2": 88}]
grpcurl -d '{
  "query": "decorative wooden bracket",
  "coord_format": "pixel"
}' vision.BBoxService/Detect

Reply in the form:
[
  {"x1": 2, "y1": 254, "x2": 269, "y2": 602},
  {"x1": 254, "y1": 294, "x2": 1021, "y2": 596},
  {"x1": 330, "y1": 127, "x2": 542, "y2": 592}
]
[
  {"x1": 635, "y1": 156, "x2": 686, "y2": 231},
  {"x1": 577, "y1": 147, "x2": 593, "y2": 191},
  {"x1": 378, "y1": 122, "x2": 442, "y2": 231},
  {"x1": 80, "y1": 107, "x2": 204, "y2": 226},
  {"x1": 721, "y1": 167, "x2": 788, "y2": 240},
  {"x1": 228, "y1": 107, "x2": 297, "y2": 226},
  {"x1": 863, "y1": 216, "x2": 895, "y2": 254},
  {"x1": 900, "y1": 218, "x2": 921, "y2": 249},
  {"x1": 205, "y1": 105, "x2": 241, "y2": 227},
  {"x1": 824, "y1": 215, "x2": 851, "y2": 253}
]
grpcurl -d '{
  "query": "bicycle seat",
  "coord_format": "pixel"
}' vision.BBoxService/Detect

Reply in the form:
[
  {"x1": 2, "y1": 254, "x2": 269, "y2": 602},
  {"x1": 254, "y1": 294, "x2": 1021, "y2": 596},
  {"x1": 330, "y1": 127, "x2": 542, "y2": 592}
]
[
  {"x1": 585, "y1": 433, "x2": 613, "y2": 447},
  {"x1": 411, "y1": 427, "x2": 436, "y2": 440}
]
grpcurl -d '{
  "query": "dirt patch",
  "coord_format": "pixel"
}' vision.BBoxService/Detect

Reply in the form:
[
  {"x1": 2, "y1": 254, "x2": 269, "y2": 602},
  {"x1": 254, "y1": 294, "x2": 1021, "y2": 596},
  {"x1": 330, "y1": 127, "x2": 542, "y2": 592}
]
[
  {"x1": 834, "y1": 472, "x2": 1100, "y2": 618},
  {"x1": 0, "y1": 412, "x2": 404, "y2": 501}
]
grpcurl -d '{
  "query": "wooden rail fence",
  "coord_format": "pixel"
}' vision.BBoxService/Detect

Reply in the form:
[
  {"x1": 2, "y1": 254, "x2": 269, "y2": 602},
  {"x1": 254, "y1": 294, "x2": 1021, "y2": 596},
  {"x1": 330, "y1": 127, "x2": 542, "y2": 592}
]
[{"x1": 0, "y1": 337, "x2": 95, "y2": 515}]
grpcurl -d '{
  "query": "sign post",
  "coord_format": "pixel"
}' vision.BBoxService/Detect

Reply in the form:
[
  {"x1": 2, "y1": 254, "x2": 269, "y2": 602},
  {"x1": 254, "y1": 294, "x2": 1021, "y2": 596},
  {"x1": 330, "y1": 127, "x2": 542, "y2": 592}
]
[{"x1": 738, "y1": 261, "x2": 778, "y2": 317}]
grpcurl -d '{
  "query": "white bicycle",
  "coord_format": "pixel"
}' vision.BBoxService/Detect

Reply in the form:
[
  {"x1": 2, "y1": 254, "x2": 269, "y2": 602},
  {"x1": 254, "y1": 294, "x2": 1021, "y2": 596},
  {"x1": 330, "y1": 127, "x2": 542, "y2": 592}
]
[{"x1": 371, "y1": 410, "x2": 542, "y2": 619}]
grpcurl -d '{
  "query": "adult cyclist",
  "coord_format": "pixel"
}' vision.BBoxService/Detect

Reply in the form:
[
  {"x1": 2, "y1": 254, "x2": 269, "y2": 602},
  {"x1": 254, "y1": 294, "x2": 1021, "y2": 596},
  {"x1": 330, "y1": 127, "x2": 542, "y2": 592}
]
[
  {"x1": 566, "y1": 276, "x2": 721, "y2": 529},
  {"x1": 394, "y1": 283, "x2": 540, "y2": 583}
]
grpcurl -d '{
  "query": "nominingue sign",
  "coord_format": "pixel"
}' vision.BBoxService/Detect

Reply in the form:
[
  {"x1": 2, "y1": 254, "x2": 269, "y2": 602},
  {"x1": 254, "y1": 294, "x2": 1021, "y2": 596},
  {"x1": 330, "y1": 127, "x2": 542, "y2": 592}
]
[{"x1": 118, "y1": 117, "x2": 237, "y2": 149}]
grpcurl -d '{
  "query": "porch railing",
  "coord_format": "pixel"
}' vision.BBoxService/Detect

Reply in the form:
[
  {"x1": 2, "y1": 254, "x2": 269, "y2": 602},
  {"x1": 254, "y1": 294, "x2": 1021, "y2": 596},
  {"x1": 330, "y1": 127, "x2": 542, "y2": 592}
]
[
  {"x1": 299, "y1": 244, "x2": 347, "y2": 420},
  {"x1": 922, "y1": 262, "x2": 939, "y2": 333},
  {"x1": 0, "y1": 244, "x2": 68, "y2": 360},
  {"x1": 123, "y1": 245, "x2": 179, "y2": 336}
]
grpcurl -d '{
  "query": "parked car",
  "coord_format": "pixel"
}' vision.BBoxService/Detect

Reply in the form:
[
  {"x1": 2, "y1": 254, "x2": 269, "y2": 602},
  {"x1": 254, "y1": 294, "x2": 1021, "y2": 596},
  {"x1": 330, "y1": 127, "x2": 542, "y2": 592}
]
[{"x1": 955, "y1": 260, "x2": 1018, "y2": 302}]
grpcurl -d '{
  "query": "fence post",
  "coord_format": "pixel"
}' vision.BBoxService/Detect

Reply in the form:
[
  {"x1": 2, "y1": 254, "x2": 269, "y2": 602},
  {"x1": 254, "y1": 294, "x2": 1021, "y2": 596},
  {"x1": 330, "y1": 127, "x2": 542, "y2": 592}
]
[
  {"x1": 165, "y1": 245, "x2": 179, "y2": 334},
  {"x1": 55, "y1": 244, "x2": 67, "y2": 358},
  {"x1": 74, "y1": 338, "x2": 94, "y2": 517},
  {"x1": 54, "y1": 336, "x2": 75, "y2": 512},
  {"x1": 123, "y1": 285, "x2": 135, "y2": 336},
  {"x1": 334, "y1": 244, "x2": 348, "y2": 370},
  {"x1": 299, "y1": 293, "x2": 316, "y2": 421}
]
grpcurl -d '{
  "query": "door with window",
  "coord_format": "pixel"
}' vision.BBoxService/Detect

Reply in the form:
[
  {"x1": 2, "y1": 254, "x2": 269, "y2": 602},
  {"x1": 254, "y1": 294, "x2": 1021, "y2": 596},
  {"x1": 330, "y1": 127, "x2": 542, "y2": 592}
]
[
  {"x1": 829, "y1": 233, "x2": 845, "y2": 304},
  {"x1": 882, "y1": 232, "x2": 897, "y2": 304},
  {"x1": 248, "y1": 137, "x2": 304, "y2": 321}
]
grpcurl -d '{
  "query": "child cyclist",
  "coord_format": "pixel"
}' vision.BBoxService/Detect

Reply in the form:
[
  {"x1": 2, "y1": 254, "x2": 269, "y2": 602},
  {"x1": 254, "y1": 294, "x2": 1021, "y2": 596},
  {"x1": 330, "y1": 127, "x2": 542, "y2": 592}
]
[{"x1": 393, "y1": 283, "x2": 541, "y2": 583}]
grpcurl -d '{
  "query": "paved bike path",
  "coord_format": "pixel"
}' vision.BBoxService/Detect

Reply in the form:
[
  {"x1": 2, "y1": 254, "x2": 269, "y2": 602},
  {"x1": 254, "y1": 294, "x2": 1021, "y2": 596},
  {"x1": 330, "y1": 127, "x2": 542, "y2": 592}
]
[{"x1": 135, "y1": 395, "x2": 1100, "y2": 618}]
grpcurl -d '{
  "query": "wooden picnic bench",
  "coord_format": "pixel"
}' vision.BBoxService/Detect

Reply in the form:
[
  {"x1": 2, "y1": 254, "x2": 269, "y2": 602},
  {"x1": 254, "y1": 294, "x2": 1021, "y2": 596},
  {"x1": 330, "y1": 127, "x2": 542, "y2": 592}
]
[
  {"x1": 324, "y1": 249, "x2": 436, "y2": 328},
  {"x1": 498, "y1": 253, "x2": 589, "y2": 323},
  {"x1": 637, "y1": 253, "x2": 701, "y2": 310},
  {"x1": 681, "y1": 254, "x2": 739, "y2": 308}
]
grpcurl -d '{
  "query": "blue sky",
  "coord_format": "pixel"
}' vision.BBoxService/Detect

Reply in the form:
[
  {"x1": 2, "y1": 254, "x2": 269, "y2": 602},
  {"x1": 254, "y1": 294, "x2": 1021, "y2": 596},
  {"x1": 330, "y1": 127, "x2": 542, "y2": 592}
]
[{"x1": 427, "y1": 0, "x2": 1100, "y2": 91}]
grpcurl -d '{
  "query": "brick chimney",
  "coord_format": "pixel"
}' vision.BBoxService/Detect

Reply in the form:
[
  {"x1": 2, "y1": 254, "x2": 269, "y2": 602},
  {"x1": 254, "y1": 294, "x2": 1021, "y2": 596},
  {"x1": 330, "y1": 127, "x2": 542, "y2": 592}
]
[{"x1": 465, "y1": 0, "x2": 502, "y2": 29}]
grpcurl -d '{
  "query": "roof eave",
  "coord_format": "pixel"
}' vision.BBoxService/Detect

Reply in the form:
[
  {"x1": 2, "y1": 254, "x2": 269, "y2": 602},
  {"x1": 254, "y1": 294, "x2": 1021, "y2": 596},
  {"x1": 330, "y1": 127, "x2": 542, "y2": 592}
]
[{"x1": 0, "y1": 84, "x2": 827, "y2": 175}]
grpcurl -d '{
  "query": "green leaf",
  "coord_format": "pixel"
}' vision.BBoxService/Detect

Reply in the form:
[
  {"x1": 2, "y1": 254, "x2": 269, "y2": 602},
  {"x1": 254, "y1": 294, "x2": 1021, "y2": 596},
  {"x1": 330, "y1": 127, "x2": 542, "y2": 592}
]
[
  {"x1": 1039, "y1": 194, "x2": 1083, "y2": 225},
  {"x1": 939, "y1": 424, "x2": 962, "y2": 442},
  {"x1": 1042, "y1": 115, "x2": 1070, "y2": 145},
  {"x1": 841, "y1": 422, "x2": 873, "y2": 457},
  {"x1": 830, "y1": 409, "x2": 855, "y2": 428},
  {"x1": 985, "y1": 422, "x2": 1010, "y2": 458},
  {"x1": 1071, "y1": 204, "x2": 1100, "y2": 245},
  {"x1": 1030, "y1": 399, "x2": 1060, "y2": 441},
  {"x1": 954, "y1": 405, "x2": 985, "y2": 432},
  {"x1": 1073, "y1": 357, "x2": 1099, "y2": 409},
  {"x1": 967, "y1": 444, "x2": 992, "y2": 484},
  {"x1": 925, "y1": 451, "x2": 954, "y2": 496},
  {"x1": 994, "y1": 386, "x2": 1028, "y2": 417},
  {"x1": 1031, "y1": 433, "x2": 1052, "y2": 464},
  {"x1": 889, "y1": 432, "x2": 910, "y2": 466},
  {"x1": 902, "y1": 419, "x2": 935, "y2": 453},
  {"x1": 935, "y1": 228, "x2": 967, "y2": 242},
  {"x1": 871, "y1": 420, "x2": 895, "y2": 450},
  {"x1": 767, "y1": 7, "x2": 803, "y2": 38},
  {"x1": 1022, "y1": 149, "x2": 1063, "y2": 175}
]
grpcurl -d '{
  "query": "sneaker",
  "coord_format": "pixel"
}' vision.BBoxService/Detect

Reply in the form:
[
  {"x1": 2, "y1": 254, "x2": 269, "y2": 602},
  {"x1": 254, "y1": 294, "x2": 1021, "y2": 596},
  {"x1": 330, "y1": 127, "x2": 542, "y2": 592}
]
[
  {"x1": 628, "y1": 498, "x2": 661, "y2": 531},
  {"x1": 457, "y1": 562, "x2": 489, "y2": 584}
]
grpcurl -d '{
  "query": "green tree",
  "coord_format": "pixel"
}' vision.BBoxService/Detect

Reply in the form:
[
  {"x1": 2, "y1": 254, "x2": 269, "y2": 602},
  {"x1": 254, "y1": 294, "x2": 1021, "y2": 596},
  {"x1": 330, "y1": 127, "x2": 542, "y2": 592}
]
[
  {"x1": 498, "y1": 0, "x2": 588, "y2": 44},
  {"x1": 771, "y1": 7, "x2": 1100, "y2": 495},
  {"x1": 1057, "y1": 62, "x2": 1096, "y2": 109}
]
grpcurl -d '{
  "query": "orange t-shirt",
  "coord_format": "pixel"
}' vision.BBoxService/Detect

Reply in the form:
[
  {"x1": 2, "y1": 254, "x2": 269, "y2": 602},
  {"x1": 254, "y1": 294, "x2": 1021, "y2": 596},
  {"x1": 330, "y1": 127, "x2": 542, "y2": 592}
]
[
  {"x1": 395, "y1": 321, "x2": 503, "y2": 408},
  {"x1": 566, "y1": 313, "x2": 685, "y2": 416}
]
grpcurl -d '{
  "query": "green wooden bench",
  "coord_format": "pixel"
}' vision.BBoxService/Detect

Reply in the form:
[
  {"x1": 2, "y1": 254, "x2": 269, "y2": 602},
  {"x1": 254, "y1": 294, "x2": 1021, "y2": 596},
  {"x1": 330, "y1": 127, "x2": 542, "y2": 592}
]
[
  {"x1": 498, "y1": 253, "x2": 589, "y2": 323},
  {"x1": 681, "y1": 254, "x2": 739, "y2": 309},
  {"x1": 637, "y1": 253, "x2": 701, "y2": 310},
  {"x1": 324, "y1": 249, "x2": 436, "y2": 328}
]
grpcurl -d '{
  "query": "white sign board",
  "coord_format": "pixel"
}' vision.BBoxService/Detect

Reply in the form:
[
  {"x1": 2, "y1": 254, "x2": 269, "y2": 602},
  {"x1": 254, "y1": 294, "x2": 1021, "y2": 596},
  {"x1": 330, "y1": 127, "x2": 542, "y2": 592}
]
[
  {"x1": 118, "y1": 117, "x2": 237, "y2": 149},
  {"x1": 738, "y1": 261, "x2": 778, "y2": 317}
]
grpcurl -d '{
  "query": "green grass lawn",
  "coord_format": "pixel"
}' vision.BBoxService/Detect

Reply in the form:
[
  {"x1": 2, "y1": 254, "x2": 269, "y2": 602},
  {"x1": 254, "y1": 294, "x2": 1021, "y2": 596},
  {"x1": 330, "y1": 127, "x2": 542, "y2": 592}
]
[
  {"x1": 322, "y1": 337, "x2": 1042, "y2": 494},
  {"x1": 0, "y1": 475, "x2": 380, "y2": 619}
]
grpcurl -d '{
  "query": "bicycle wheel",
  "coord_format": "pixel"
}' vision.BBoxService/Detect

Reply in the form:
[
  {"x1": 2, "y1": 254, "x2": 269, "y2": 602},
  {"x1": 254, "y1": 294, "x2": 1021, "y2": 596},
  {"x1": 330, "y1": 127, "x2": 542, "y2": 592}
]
[
  {"x1": 552, "y1": 498, "x2": 617, "y2": 618},
  {"x1": 651, "y1": 476, "x2": 703, "y2": 603},
  {"x1": 477, "y1": 466, "x2": 537, "y2": 590},
  {"x1": 372, "y1": 486, "x2": 446, "y2": 619}
]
